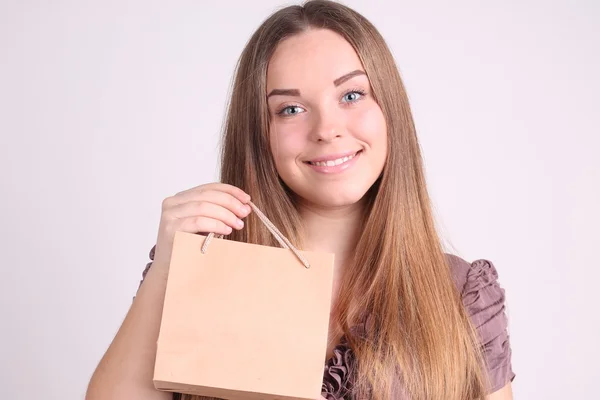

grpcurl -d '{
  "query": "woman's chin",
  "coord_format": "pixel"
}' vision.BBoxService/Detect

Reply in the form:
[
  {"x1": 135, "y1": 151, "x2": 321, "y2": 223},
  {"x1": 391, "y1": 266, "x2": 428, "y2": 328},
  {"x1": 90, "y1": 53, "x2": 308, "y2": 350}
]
[{"x1": 298, "y1": 190, "x2": 369, "y2": 210}]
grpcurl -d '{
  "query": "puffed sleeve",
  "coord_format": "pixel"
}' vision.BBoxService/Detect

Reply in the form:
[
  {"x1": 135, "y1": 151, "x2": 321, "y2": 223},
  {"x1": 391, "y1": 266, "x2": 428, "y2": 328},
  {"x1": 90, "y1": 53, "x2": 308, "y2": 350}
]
[{"x1": 460, "y1": 258, "x2": 516, "y2": 393}]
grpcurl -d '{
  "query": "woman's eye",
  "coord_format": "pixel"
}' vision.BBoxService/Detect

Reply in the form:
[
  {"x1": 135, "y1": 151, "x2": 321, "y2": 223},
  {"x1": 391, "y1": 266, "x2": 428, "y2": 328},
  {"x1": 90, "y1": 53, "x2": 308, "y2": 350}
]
[
  {"x1": 279, "y1": 106, "x2": 305, "y2": 116},
  {"x1": 342, "y1": 91, "x2": 363, "y2": 103}
]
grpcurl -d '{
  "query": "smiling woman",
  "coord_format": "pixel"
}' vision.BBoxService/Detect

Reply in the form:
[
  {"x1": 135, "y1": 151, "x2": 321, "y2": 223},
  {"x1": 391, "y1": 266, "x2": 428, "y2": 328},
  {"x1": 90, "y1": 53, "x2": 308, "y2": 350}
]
[
  {"x1": 267, "y1": 31, "x2": 387, "y2": 208},
  {"x1": 86, "y1": 1, "x2": 515, "y2": 400}
]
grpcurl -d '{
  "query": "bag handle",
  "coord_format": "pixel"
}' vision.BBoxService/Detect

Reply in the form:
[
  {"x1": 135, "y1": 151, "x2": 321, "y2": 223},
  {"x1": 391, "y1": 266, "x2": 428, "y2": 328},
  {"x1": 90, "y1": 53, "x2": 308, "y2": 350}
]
[{"x1": 200, "y1": 201, "x2": 310, "y2": 269}]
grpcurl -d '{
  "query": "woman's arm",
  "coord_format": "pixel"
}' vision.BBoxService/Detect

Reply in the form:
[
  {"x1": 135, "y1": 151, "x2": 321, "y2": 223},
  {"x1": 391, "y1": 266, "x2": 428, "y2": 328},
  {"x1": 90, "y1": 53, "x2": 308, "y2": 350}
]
[
  {"x1": 85, "y1": 261, "x2": 172, "y2": 400},
  {"x1": 86, "y1": 184, "x2": 252, "y2": 400}
]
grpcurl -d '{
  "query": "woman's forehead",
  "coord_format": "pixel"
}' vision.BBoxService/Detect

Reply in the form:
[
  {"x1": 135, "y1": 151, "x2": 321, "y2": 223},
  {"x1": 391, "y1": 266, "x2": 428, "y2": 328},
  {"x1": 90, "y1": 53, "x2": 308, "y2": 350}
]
[{"x1": 266, "y1": 29, "x2": 364, "y2": 91}]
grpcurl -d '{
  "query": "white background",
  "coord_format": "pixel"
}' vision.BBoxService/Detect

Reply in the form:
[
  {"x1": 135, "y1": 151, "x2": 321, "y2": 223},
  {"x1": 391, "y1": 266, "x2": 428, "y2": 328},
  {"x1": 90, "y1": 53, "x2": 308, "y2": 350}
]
[{"x1": 1, "y1": 0, "x2": 598, "y2": 399}]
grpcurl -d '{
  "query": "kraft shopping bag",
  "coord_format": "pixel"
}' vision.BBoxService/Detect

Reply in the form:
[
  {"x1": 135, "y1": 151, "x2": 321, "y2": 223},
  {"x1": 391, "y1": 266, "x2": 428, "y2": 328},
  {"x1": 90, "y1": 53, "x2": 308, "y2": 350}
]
[{"x1": 154, "y1": 202, "x2": 335, "y2": 400}]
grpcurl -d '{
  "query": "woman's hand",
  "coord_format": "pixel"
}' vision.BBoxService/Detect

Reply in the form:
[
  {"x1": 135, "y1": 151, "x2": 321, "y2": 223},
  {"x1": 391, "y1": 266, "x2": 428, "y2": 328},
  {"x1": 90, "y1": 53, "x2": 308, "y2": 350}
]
[{"x1": 151, "y1": 183, "x2": 252, "y2": 270}]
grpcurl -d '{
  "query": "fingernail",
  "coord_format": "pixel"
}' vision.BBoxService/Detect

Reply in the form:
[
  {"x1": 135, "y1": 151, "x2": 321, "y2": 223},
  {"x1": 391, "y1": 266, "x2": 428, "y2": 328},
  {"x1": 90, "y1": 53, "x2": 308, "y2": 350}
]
[
  {"x1": 236, "y1": 219, "x2": 244, "y2": 228},
  {"x1": 239, "y1": 205, "x2": 252, "y2": 216}
]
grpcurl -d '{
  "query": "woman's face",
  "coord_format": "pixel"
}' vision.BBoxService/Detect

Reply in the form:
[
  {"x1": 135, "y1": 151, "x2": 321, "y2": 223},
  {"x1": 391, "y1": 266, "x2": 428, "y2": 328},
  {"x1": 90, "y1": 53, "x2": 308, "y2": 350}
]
[{"x1": 266, "y1": 28, "x2": 387, "y2": 208}]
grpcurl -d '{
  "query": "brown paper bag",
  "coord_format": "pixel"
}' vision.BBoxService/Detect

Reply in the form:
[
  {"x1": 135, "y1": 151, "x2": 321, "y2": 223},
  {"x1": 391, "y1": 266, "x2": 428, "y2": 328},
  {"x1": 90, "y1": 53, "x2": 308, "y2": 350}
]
[{"x1": 154, "y1": 202, "x2": 335, "y2": 400}]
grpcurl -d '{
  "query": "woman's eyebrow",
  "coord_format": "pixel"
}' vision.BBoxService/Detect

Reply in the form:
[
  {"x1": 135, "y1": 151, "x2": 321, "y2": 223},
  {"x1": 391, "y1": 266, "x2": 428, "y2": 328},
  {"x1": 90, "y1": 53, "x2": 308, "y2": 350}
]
[
  {"x1": 266, "y1": 69, "x2": 367, "y2": 99},
  {"x1": 333, "y1": 69, "x2": 366, "y2": 86},
  {"x1": 267, "y1": 88, "x2": 300, "y2": 99}
]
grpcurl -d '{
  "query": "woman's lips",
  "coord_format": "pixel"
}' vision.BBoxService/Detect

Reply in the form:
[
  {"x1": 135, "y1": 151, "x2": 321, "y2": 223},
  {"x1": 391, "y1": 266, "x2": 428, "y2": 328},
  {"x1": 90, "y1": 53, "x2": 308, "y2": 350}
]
[{"x1": 304, "y1": 150, "x2": 362, "y2": 174}]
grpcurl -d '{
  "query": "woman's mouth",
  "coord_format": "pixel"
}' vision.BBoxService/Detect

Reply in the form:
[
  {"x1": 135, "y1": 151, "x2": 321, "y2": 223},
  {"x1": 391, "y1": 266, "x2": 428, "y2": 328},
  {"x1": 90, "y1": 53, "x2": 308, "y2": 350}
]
[{"x1": 304, "y1": 150, "x2": 362, "y2": 173}]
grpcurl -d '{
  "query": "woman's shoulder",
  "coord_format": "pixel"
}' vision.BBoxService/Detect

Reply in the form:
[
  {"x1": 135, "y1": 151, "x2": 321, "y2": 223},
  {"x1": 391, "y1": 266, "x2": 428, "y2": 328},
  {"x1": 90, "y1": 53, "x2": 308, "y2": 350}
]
[
  {"x1": 445, "y1": 253, "x2": 500, "y2": 294},
  {"x1": 444, "y1": 253, "x2": 508, "y2": 333},
  {"x1": 444, "y1": 253, "x2": 516, "y2": 392}
]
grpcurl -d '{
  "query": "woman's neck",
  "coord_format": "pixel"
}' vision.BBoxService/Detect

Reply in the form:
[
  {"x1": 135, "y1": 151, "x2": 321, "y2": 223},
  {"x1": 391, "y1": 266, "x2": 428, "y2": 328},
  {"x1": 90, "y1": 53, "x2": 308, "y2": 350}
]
[
  {"x1": 298, "y1": 199, "x2": 365, "y2": 272},
  {"x1": 297, "y1": 198, "x2": 365, "y2": 345}
]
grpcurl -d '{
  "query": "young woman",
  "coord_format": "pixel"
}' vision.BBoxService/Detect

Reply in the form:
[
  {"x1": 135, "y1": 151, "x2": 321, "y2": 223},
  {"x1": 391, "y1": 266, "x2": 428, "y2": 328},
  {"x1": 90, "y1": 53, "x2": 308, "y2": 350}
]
[{"x1": 86, "y1": 1, "x2": 515, "y2": 399}]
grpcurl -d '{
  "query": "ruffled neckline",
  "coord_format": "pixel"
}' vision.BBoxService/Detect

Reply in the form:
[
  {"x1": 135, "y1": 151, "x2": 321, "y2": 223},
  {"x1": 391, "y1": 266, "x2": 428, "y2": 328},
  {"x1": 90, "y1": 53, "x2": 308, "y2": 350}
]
[
  {"x1": 321, "y1": 336, "x2": 355, "y2": 400},
  {"x1": 321, "y1": 319, "x2": 370, "y2": 399}
]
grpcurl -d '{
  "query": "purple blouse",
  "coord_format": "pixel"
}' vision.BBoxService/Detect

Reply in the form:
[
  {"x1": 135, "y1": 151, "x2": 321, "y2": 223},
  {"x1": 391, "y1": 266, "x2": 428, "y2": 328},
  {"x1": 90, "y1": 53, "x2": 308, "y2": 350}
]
[
  {"x1": 320, "y1": 254, "x2": 515, "y2": 399},
  {"x1": 141, "y1": 247, "x2": 515, "y2": 399}
]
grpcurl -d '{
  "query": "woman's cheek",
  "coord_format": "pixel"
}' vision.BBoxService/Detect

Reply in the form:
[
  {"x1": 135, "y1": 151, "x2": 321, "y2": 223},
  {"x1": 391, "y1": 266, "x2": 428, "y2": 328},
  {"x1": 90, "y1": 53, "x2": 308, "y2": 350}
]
[
  {"x1": 272, "y1": 124, "x2": 306, "y2": 156},
  {"x1": 350, "y1": 105, "x2": 386, "y2": 141},
  {"x1": 270, "y1": 124, "x2": 307, "y2": 168}
]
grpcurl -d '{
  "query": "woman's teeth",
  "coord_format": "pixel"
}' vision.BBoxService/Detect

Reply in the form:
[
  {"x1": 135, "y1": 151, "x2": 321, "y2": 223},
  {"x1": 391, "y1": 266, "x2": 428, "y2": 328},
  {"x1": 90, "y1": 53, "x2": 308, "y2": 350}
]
[{"x1": 309, "y1": 152, "x2": 357, "y2": 167}]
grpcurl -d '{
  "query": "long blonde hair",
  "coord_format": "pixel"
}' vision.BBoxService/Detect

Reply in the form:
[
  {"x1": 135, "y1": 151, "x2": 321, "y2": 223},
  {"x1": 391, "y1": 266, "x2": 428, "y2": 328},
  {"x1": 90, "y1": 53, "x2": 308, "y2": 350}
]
[{"x1": 186, "y1": 1, "x2": 488, "y2": 399}]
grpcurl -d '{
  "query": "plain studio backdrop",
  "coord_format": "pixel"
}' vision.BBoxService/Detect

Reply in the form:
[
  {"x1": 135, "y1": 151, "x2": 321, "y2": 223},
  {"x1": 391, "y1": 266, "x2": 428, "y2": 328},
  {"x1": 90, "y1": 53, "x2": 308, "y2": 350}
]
[{"x1": 0, "y1": 0, "x2": 598, "y2": 399}]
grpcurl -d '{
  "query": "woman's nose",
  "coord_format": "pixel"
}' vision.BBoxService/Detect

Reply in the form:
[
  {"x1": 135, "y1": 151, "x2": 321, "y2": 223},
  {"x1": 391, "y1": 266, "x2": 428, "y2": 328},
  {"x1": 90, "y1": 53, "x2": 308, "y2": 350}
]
[{"x1": 309, "y1": 109, "x2": 343, "y2": 143}]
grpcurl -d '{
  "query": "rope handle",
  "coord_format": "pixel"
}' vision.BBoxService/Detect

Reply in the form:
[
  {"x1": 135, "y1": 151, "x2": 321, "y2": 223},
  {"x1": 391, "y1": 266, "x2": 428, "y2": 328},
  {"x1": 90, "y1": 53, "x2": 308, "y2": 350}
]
[{"x1": 200, "y1": 201, "x2": 310, "y2": 269}]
